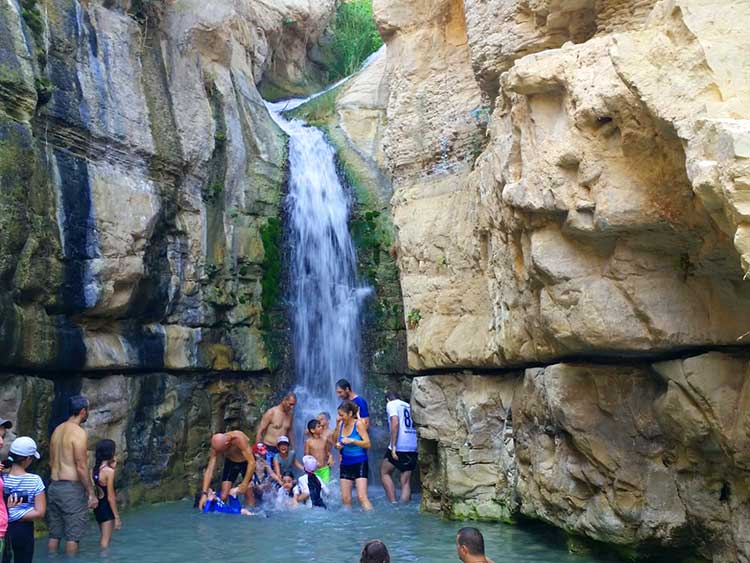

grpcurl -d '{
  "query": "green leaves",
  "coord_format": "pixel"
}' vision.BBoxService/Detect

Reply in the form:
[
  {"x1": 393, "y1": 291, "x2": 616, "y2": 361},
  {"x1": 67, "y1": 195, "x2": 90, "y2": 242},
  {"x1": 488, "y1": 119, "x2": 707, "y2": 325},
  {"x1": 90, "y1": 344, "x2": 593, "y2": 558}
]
[{"x1": 323, "y1": 0, "x2": 383, "y2": 82}]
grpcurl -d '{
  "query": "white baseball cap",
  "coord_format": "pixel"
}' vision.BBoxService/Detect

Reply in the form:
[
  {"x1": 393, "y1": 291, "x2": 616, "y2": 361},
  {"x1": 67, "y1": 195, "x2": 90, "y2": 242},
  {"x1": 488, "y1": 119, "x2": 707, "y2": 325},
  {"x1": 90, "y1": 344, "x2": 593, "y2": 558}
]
[
  {"x1": 10, "y1": 437, "x2": 40, "y2": 459},
  {"x1": 277, "y1": 436, "x2": 290, "y2": 445}
]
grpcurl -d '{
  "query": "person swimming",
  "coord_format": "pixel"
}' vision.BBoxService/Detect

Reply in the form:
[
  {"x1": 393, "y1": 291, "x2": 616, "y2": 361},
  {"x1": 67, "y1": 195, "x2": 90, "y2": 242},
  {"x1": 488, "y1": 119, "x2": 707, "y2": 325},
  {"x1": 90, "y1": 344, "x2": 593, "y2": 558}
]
[{"x1": 293, "y1": 456, "x2": 328, "y2": 509}]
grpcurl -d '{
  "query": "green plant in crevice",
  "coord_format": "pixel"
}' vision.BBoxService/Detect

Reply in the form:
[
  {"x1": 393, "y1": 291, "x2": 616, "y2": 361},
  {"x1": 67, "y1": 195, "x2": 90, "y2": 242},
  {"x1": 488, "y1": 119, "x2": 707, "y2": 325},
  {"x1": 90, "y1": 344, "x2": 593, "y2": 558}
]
[
  {"x1": 34, "y1": 77, "x2": 53, "y2": 106},
  {"x1": 406, "y1": 309, "x2": 422, "y2": 330},
  {"x1": 322, "y1": 0, "x2": 383, "y2": 82},
  {"x1": 19, "y1": 0, "x2": 44, "y2": 38},
  {"x1": 202, "y1": 182, "x2": 224, "y2": 204}
]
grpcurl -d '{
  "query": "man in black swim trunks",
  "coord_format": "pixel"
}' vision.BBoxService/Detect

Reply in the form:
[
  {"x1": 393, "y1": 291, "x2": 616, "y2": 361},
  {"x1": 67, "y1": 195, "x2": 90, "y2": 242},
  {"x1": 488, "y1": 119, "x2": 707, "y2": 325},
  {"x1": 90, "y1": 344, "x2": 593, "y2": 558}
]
[
  {"x1": 380, "y1": 391, "x2": 418, "y2": 504},
  {"x1": 198, "y1": 431, "x2": 256, "y2": 510}
]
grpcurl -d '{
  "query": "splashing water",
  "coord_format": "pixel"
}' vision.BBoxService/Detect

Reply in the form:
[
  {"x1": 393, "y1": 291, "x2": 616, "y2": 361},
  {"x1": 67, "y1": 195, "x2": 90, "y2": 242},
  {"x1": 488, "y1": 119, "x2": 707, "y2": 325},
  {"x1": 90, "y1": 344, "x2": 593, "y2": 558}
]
[{"x1": 265, "y1": 82, "x2": 376, "y2": 436}]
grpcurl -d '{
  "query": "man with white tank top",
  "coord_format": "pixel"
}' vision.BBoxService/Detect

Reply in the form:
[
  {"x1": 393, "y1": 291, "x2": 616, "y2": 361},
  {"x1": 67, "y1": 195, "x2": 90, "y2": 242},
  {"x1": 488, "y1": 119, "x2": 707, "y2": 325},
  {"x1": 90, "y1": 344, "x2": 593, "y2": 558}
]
[{"x1": 380, "y1": 391, "x2": 418, "y2": 504}]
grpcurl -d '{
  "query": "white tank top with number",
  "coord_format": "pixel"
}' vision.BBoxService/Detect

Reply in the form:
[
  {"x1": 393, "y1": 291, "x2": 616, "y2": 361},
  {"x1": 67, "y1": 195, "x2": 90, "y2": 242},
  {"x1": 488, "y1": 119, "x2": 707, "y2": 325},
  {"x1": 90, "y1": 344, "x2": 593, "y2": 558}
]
[{"x1": 386, "y1": 399, "x2": 418, "y2": 452}]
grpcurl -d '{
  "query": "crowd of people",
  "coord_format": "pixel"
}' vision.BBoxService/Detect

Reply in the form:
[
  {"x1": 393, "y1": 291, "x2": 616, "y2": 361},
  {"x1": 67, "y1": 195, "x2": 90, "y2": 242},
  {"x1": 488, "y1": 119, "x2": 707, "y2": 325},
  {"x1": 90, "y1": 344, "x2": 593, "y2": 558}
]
[
  {"x1": 0, "y1": 380, "x2": 495, "y2": 562},
  {"x1": 197, "y1": 379, "x2": 418, "y2": 513}
]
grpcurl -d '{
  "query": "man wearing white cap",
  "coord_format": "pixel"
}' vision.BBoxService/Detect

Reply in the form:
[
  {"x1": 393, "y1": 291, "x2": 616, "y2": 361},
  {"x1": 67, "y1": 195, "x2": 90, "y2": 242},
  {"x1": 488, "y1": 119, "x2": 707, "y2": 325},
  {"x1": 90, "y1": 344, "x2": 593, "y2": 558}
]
[{"x1": 4, "y1": 437, "x2": 46, "y2": 563}]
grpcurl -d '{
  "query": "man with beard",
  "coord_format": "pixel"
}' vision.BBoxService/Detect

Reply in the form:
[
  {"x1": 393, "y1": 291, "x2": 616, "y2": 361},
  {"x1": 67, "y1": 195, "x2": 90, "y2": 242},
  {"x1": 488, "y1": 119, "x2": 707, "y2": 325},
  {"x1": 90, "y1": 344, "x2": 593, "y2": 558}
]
[{"x1": 47, "y1": 395, "x2": 97, "y2": 556}]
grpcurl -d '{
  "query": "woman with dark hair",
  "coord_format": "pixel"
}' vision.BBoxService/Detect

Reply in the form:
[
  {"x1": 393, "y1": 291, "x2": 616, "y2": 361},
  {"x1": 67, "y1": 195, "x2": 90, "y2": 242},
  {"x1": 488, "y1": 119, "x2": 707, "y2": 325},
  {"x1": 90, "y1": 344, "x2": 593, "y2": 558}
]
[
  {"x1": 335, "y1": 400, "x2": 372, "y2": 510},
  {"x1": 361, "y1": 540, "x2": 390, "y2": 563},
  {"x1": 93, "y1": 439, "x2": 121, "y2": 549},
  {"x1": 3, "y1": 437, "x2": 45, "y2": 563}
]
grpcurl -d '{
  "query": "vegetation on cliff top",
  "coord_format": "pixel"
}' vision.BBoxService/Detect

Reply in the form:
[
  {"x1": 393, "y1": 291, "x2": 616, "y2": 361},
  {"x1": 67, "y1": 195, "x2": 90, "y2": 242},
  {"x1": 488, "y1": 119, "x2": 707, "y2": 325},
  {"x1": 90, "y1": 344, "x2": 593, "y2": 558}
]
[{"x1": 322, "y1": 0, "x2": 383, "y2": 82}]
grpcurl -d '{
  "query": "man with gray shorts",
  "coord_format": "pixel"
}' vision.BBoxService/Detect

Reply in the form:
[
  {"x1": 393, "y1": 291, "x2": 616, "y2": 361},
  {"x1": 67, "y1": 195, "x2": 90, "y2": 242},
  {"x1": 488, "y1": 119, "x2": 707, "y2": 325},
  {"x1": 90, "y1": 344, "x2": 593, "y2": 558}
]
[{"x1": 47, "y1": 395, "x2": 98, "y2": 555}]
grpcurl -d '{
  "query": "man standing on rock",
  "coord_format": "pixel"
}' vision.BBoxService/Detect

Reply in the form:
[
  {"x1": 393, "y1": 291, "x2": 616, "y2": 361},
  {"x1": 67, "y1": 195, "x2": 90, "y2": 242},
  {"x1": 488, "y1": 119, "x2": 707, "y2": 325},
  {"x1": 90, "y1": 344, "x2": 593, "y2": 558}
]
[
  {"x1": 198, "y1": 431, "x2": 256, "y2": 509},
  {"x1": 256, "y1": 392, "x2": 297, "y2": 457},
  {"x1": 47, "y1": 395, "x2": 97, "y2": 556},
  {"x1": 381, "y1": 391, "x2": 418, "y2": 503},
  {"x1": 335, "y1": 379, "x2": 369, "y2": 430}
]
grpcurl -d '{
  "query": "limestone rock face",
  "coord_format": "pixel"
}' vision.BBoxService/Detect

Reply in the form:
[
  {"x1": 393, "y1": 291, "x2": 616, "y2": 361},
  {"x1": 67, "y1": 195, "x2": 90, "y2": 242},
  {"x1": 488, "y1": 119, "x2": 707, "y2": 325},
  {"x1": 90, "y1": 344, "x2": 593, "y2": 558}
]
[
  {"x1": 378, "y1": 0, "x2": 750, "y2": 371},
  {"x1": 0, "y1": 0, "x2": 336, "y2": 373},
  {"x1": 413, "y1": 353, "x2": 750, "y2": 561},
  {"x1": 376, "y1": 0, "x2": 750, "y2": 558}
]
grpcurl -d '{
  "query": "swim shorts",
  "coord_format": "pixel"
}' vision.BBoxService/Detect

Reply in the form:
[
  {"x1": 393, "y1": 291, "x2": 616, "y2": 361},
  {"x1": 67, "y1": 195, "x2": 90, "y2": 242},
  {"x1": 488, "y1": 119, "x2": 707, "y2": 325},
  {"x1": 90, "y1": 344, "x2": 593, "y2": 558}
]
[
  {"x1": 314, "y1": 466, "x2": 331, "y2": 483},
  {"x1": 264, "y1": 444, "x2": 279, "y2": 464},
  {"x1": 47, "y1": 480, "x2": 89, "y2": 542},
  {"x1": 340, "y1": 460, "x2": 369, "y2": 481},
  {"x1": 385, "y1": 450, "x2": 418, "y2": 473},
  {"x1": 221, "y1": 459, "x2": 248, "y2": 483}
]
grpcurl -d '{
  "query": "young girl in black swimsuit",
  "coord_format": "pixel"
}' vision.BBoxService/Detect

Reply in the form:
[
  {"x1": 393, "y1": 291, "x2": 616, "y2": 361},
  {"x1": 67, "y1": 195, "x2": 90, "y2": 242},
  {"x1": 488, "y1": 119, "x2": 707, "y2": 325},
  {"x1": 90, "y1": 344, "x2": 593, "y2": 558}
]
[{"x1": 93, "y1": 440, "x2": 121, "y2": 549}]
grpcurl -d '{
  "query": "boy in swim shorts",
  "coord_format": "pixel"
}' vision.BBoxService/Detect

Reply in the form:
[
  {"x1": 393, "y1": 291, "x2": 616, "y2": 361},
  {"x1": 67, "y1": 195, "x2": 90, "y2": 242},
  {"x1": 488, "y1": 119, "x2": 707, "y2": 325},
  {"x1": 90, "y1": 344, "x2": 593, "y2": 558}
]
[{"x1": 304, "y1": 419, "x2": 333, "y2": 483}]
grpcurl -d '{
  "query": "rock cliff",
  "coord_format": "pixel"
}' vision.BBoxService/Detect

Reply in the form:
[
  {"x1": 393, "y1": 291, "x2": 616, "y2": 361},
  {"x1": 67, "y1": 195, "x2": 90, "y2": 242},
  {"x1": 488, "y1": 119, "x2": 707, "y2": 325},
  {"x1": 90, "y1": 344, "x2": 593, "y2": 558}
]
[
  {"x1": 371, "y1": 0, "x2": 750, "y2": 560},
  {"x1": 0, "y1": 0, "x2": 336, "y2": 500}
]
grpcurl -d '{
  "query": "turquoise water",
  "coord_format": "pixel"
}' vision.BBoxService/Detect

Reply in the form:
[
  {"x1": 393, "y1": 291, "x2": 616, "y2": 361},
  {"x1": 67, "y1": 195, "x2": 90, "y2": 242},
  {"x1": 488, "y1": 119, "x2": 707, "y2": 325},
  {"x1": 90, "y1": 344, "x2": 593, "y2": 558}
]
[{"x1": 35, "y1": 492, "x2": 621, "y2": 562}]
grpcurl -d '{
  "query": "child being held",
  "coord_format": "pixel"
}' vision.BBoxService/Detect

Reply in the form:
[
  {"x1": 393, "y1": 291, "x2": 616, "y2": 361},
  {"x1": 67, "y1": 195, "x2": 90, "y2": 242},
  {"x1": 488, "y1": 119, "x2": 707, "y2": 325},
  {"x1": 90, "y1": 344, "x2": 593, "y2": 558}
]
[
  {"x1": 202, "y1": 488, "x2": 255, "y2": 516},
  {"x1": 293, "y1": 456, "x2": 328, "y2": 509},
  {"x1": 304, "y1": 419, "x2": 334, "y2": 484},
  {"x1": 251, "y1": 443, "x2": 279, "y2": 502}
]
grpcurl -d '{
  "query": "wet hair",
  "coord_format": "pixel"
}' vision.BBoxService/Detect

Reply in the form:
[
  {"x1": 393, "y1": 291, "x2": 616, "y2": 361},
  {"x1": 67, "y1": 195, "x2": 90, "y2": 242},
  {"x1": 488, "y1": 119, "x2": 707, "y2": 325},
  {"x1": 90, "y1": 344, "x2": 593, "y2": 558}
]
[
  {"x1": 93, "y1": 439, "x2": 116, "y2": 484},
  {"x1": 318, "y1": 412, "x2": 331, "y2": 422},
  {"x1": 338, "y1": 400, "x2": 359, "y2": 417},
  {"x1": 457, "y1": 527, "x2": 485, "y2": 555},
  {"x1": 335, "y1": 379, "x2": 351, "y2": 392},
  {"x1": 307, "y1": 419, "x2": 320, "y2": 433},
  {"x1": 361, "y1": 540, "x2": 390, "y2": 563},
  {"x1": 281, "y1": 471, "x2": 294, "y2": 480},
  {"x1": 283, "y1": 391, "x2": 297, "y2": 401},
  {"x1": 385, "y1": 391, "x2": 400, "y2": 402},
  {"x1": 68, "y1": 395, "x2": 89, "y2": 417}
]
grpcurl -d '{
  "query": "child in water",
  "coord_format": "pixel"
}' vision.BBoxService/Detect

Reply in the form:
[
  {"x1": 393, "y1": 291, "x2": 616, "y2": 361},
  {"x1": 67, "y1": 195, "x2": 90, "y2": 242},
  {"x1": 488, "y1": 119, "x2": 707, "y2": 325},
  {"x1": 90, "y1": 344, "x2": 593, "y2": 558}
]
[
  {"x1": 293, "y1": 455, "x2": 328, "y2": 508},
  {"x1": 251, "y1": 443, "x2": 279, "y2": 502},
  {"x1": 305, "y1": 419, "x2": 334, "y2": 483},
  {"x1": 93, "y1": 440, "x2": 122, "y2": 549},
  {"x1": 202, "y1": 488, "x2": 255, "y2": 516},
  {"x1": 274, "y1": 471, "x2": 296, "y2": 508}
]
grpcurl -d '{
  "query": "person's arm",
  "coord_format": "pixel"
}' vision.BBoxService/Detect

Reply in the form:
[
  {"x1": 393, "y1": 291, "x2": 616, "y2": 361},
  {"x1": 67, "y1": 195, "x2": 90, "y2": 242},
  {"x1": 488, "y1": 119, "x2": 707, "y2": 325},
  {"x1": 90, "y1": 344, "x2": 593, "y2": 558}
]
[
  {"x1": 20, "y1": 486, "x2": 45, "y2": 521},
  {"x1": 358, "y1": 400, "x2": 371, "y2": 431},
  {"x1": 236, "y1": 446, "x2": 257, "y2": 494},
  {"x1": 256, "y1": 409, "x2": 272, "y2": 444},
  {"x1": 389, "y1": 414, "x2": 400, "y2": 460},
  {"x1": 287, "y1": 418, "x2": 295, "y2": 449},
  {"x1": 273, "y1": 457, "x2": 282, "y2": 478},
  {"x1": 105, "y1": 468, "x2": 121, "y2": 529},
  {"x1": 294, "y1": 458, "x2": 305, "y2": 472},
  {"x1": 199, "y1": 449, "x2": 217, "y2": 509},
  {"x1": 73, "y1": 432, "x2": 97, "y2": 508},
  {"x1": 341, "y1": 423, "x2": 371, "y2": 449}
]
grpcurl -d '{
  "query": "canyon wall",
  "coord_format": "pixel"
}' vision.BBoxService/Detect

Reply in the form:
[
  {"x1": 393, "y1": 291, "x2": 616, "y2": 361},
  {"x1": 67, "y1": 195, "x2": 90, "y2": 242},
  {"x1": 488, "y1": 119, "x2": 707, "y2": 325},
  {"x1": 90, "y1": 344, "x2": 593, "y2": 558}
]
[
  {"x1": 370, "y1": 0, "x2": 750, "y2": 560},
  {"x1": 0, "y1": 0, "x2": 336, "y2": 501}
]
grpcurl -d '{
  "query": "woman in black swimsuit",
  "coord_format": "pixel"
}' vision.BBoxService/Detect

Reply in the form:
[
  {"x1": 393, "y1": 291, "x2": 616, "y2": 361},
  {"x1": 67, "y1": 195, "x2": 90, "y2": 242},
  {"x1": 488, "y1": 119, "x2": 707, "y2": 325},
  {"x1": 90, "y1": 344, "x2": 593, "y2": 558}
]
[{"x1": 93, "y1": 440, "x2": 122, "y2": 549}]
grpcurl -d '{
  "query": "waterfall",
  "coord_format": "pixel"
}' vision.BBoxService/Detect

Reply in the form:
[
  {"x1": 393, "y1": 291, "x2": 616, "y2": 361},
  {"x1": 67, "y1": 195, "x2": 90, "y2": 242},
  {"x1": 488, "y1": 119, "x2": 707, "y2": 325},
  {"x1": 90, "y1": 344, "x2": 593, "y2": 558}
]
[{"x1": 265, "y1": 78, "x2": 378, "y2": 436}]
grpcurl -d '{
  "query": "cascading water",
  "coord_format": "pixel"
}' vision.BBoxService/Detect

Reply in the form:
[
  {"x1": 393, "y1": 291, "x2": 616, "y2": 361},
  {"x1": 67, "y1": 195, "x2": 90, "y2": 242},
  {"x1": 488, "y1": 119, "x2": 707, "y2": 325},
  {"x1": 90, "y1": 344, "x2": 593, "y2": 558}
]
[{"x1": 265, "y1": 54, "x2": 381, "y2": 436}]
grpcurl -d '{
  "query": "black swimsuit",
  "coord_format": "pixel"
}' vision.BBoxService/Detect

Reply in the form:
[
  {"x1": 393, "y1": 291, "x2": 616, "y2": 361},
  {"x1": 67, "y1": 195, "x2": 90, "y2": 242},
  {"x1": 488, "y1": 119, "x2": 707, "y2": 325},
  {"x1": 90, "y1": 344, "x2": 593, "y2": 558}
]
[{"x1": 94, "y1": 479, "x2": 115, "y2": 524}]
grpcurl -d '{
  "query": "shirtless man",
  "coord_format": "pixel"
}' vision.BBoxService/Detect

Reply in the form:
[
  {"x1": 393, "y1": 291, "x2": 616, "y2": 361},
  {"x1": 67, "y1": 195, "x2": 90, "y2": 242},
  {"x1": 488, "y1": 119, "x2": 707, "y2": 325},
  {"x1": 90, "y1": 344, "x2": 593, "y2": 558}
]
[
  {"x1": 256, "y1": 392, "x2": 297, "y2": 457},
  {"x1": 198, "y1": 431, "x2": 256, "y2": 510},
  {"x1": 47, "y1": 395, "x2": 97, "y2": 556}
]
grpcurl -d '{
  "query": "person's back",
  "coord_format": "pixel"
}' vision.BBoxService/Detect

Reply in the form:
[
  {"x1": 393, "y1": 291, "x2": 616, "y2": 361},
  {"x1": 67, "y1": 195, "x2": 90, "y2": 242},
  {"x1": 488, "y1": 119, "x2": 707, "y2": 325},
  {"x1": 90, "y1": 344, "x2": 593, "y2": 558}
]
[{"x1": 50, "y1": 421, "x2": 84, "y2": 481}]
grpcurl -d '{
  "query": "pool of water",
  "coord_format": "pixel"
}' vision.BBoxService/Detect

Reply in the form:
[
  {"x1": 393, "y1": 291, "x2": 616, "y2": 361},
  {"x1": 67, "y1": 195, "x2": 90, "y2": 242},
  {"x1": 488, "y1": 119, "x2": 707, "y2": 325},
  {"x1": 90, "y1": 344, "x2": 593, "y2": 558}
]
[{"x1": 35, "y1": 492, "x2": 621, "y2": 562}]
